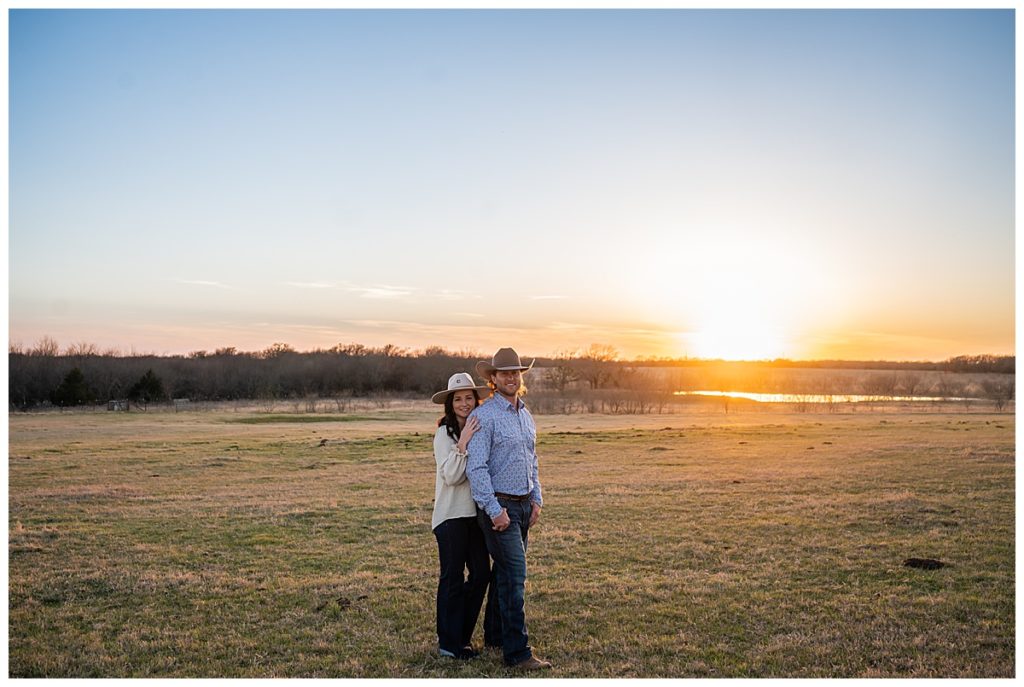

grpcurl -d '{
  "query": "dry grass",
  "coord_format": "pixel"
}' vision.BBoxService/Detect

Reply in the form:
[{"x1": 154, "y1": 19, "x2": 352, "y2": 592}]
[{"x1": 8, "y1": 405, "x2": 1015, "y2": 677}]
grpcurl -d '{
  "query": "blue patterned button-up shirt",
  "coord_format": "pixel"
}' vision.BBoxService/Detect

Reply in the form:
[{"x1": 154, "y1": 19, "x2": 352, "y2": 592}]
[{"x1": 466, "y1": 393, "x2": 543, "y2": 519}]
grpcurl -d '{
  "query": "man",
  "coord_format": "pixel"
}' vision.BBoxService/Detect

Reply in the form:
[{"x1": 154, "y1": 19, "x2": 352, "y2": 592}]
[{"x1": 466, "y1": 347, "x2": 552, "y2": 671}]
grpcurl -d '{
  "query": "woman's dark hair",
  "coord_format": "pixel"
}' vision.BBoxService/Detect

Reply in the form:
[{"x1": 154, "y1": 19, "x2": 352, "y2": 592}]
[{"x1": 437, "y1": 389, "x2": 484, "y2": 441}]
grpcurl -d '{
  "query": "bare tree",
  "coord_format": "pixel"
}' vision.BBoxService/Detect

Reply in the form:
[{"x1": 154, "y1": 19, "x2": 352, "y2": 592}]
[
  {"x1": 547, "y1": 348, "x2": 580, "y2": 392},
  {"x1": 30, "y1": 336, "x2": 60, "y2": 357},
  {"x1": 259, "y1": 343, "x2": 295, "y2": 359},
  {"x1": 859, "y1": 373, "x2": 899, "y2": 400},
  {"x1": 897, "y1": 373, "x2": 922, "y2": 397},
  {"x1": 65, "y1": 341, "x2": 99, "y2": 357},
  {"x1": 573, "y1": 343, "x2": 619, "y2": 390},
  {"x1": 981, "y1": 379, "x2": 1015, "y2": 412},
  {"x1": 932, "y1": 375, "x2": 962, "y2": 401}
]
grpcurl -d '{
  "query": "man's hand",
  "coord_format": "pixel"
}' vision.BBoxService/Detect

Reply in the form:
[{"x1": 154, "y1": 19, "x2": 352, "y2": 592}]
[
  {"x1": 529, "y1": 502, "x2": 541, "y2": 527},
  {"x1": 491, "y1": 508, "x2": 510, "y2": 532}
]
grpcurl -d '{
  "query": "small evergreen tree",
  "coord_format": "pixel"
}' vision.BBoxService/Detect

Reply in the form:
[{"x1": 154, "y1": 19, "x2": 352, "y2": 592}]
[
  {"x1": 52, "y1": 367, "x2": 91, "y2": 407},
  {"x1": 129, "y1": 369, "x2": 166, "y2": 404}
]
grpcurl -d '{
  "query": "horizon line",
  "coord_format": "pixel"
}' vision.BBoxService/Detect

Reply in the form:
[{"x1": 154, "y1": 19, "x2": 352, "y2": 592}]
[{"x1": 7, "y1": 338, "x2": 1015, "y2": 367}]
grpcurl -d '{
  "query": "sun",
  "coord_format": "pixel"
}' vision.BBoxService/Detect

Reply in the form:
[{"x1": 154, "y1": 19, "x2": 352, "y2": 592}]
[
  {"x1": 682, "y1": 313, "x2": 790, "y2": 361},
  {"x1": 638, "y1": 226, "x2": 828, "y2": 361}
]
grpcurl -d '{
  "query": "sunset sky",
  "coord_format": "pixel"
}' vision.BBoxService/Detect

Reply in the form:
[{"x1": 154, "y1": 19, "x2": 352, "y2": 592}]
[{"x1": 8, "y1": 9, "x2": 1015, "y2": 361}]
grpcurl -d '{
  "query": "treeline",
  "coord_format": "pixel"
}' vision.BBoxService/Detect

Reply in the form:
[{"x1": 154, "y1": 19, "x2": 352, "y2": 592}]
[
  {"x1": 622, "y1": 354, "x2": 1016, "y2": 374},
  {"x1": 9, "y1": 342, "x2": 484, "y2": 409},
  {"x1": 7, "y1": 338, "x2": 1016, "y2": 410}
]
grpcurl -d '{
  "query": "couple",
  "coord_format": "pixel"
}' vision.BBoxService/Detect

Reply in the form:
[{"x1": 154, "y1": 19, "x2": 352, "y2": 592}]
[{"x1": 429, "y1": 347, "x2": 552, "y2": 671}]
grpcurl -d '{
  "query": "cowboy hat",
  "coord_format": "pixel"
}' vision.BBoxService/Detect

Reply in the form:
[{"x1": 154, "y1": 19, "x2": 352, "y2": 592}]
[
  {"x1": 431, "y1": 372, "x2": 492, "y2": 404},
  {"x1": 476, "y1": 347, "x2": 535, "y2": 379}
]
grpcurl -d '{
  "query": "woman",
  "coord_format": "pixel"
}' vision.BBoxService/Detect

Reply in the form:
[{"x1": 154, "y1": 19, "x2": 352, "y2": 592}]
[{"x1": 431, "y1": 372, "x2": 500, "y2": 659}]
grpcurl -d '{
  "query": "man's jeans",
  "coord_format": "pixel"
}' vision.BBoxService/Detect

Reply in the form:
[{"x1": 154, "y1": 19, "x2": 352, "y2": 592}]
[{"x1": 477, "y1": 497, "x2": 533, "y2": 666}]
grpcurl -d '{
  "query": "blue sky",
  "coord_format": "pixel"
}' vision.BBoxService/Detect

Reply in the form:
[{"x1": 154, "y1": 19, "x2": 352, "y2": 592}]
[{"x1": 8, "y1": 9, "x2": 1015, "y2": 360}]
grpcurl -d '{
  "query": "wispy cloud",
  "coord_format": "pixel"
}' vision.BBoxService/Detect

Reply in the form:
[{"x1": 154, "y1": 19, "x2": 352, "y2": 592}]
[
  {"x1": 345, "y1": 284, "x2": 416, "y2": 299},
  {"x1": 284, "y1": 281, "x2": 338, "y2": 289},
  {"x1": 530, "y1": 295, "x2": 567, "y2": 300},
  {"x1": 175, "y1": 279, "x2": 234, "y2": 290},
  {"x1": 542, "y1": 320, "x2": 673, "y2": 336},
  {"x1": 280, "y1": 281, "x2": 416, "y2": 299},
  {"x1": 434, "y1": 289, "x2": 480, "y2": 301}
]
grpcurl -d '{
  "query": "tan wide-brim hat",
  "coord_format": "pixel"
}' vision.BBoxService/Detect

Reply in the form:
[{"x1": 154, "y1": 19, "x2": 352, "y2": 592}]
[
  {"x1": 431, "y1": 372, "x2": 492, "y2": 404},
  {"x1": 476, "y1": 347, "x2": 535, "y2": 379}
]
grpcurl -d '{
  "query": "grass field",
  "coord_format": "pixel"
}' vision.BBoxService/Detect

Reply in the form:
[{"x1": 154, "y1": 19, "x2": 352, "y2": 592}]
[{"x1": 8, "y1": 404, "x2": 1015, "y2": 677}]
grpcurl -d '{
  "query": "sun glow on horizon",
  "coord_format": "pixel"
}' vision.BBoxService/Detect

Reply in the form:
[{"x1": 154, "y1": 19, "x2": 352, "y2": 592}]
[
  {"x1": 644, "y1": 227, "x2": 822, "y2": 361},
  {"x1": 682, "y1": 319, "x2": 792, "y2": 361}
]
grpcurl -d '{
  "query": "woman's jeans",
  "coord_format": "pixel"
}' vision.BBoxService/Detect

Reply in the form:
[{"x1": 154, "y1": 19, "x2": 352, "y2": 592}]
[
  {"x1": 433, "y1": 515, "x2": 500, "y2": 653},
  {"x1": 477, "y1": 497, "x2": 534, "y2": 666}
]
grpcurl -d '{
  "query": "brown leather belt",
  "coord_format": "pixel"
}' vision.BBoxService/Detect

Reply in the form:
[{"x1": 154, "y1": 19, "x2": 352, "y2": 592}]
[{"x1": 494, "y1": 492, "x2": 530, "y2": 501}]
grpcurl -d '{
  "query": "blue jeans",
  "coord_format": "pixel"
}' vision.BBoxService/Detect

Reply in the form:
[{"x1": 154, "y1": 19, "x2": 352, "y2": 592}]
[
  {"x1": 477, "y1": 497, "x2": 533, "y2": 666},
  {"x1": 433, "y1": 516, "x2": 500, "y2": 653}
]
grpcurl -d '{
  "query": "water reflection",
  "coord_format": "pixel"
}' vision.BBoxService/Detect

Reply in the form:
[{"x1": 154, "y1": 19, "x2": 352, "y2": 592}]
[{"x1": 674, "y1": 390, "x2": 968, "y2": 404}]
